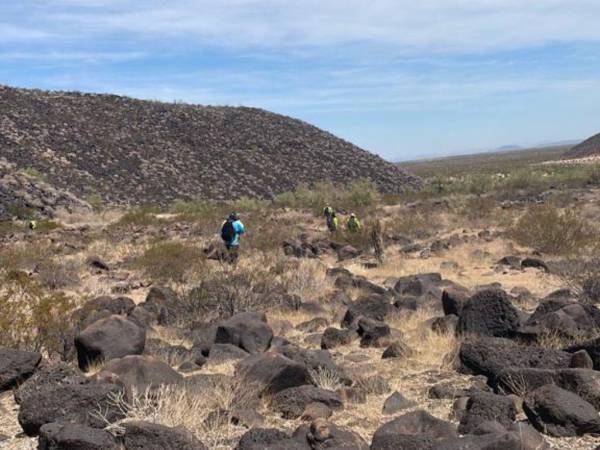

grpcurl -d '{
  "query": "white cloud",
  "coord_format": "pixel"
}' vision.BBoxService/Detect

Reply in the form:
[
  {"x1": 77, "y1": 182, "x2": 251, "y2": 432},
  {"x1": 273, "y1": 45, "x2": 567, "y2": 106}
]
[{"x1": 8, "y1": 0, "x2": 600, "y2": 53}]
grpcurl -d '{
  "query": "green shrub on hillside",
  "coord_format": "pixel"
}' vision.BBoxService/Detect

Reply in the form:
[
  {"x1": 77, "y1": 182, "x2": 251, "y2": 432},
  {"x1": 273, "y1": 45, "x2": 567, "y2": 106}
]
[
  {"x1": 0, "y1": 276, "x2": 76, "y2": 355},
  {"x1": 510, "y1": 203, "x2": 596, "y2": 255},
  {"x1": 135, "y1": 240, "x2": 205, "y2": 283}
]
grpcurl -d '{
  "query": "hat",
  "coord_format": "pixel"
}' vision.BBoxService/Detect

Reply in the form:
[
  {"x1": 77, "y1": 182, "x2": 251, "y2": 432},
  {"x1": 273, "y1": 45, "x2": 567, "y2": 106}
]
[{"x1": 229, "y1": 212, "x2": 239, "y2": 221}]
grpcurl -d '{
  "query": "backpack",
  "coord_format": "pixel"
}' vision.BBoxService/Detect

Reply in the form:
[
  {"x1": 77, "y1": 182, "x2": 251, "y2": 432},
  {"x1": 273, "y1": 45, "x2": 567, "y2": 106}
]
[{"x1": 221, "y1": 219, "x2": 236, "y2": 242}]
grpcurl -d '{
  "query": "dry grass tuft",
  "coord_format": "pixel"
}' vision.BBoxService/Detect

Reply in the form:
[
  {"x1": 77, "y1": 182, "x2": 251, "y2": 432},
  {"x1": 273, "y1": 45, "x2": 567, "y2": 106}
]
[{"x1": 98, "y1": 380, "x2": 257, "y2": 449}]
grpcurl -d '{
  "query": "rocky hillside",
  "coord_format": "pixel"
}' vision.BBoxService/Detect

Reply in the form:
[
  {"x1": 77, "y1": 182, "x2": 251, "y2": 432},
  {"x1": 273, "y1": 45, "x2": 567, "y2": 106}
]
[
  {"x1": 563, "y1": 132, "x2": 600, "y2": 159},
  {"x1": 0, "y1": 85, "x2": 420, "y2": 210}
]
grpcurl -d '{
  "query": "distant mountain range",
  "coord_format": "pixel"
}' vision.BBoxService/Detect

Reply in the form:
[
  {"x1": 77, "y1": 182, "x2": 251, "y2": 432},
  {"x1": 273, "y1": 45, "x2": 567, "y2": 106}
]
[{"x1": 397, "y1": 139, "x2": 583, "y2": 162}]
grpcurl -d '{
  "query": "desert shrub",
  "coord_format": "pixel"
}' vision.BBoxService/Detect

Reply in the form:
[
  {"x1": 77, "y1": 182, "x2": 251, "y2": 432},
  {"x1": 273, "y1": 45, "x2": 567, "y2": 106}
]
[
  {"x1": 22, "y1": 167, "x2": 48, "y2": 182},
  {"x1": 181, "y1": 261, "x2": 289, "y2": 323},
  {"x1": 0, "y1": 221, "x2": 22, "y2": 236},
  {"x1": 465, "y1": 173, "x2": 495, "y2": 195},
  {"x1": 135, "y1": 241, "x2": 204, "y2": 284},
  {"x1": 386, "y1": 211, "x2": 431, "y2": 238},
  {"x1": 35, "y1": 219, "x2": 61, "y2": 232},
  {"x1": 510, "y1": 203, "x2": 596, "y2": 255},
  {"x1": 457, "y1": 195, "x2": 496, "y2": 222},
  {"x1": 7, "y1": 203, "x2": 36, "y2": 220},
  {"x1": 231, "y1": 196, "x2": 269, "y2": 213},
  {"x1": 279, "y1": 258, "x2": 330, "y2": 301},
  {"x1": 345, "y1": 179, "x2": 381, "y2": 208},
  {"x1": 273, "y1": 179, "x2": 381, "y2": 215},
  {"x1": 98, "y1": 382, "x2": 254, "y2": 448},
  {"x1": 171, "y1": 200, "x2": 219, "y2": 216},
  {"x1": 0, "y1": 276, "x2": 76, "y2": 354},
  {"x1": 37, "y1": 259, "x2": 80, "y2": 290},
  {"x1": 554, "y1": 259, "x2": 600, "y2": 304},
  {"x1": 272, "y1": 190, "x2": 296, "y2": 209},
  {"x1": 245, "y1": 213, "x2": 300, "y2": 253},
  {"x1": 0, "y1": 243, "x2": 51, "y2": 273},
  {"x1": 112, "y1": 205, "x2": 163, "y2": 228},
  {"x1": 84, "y1": 193, "x2": 105, "y2": 212}
]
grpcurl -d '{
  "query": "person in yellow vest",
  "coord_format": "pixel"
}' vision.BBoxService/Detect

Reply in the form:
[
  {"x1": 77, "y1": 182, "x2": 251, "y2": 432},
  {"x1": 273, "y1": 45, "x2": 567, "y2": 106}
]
[{"x1": 346, "y1": 213, "x2": 362, "y2": 233}]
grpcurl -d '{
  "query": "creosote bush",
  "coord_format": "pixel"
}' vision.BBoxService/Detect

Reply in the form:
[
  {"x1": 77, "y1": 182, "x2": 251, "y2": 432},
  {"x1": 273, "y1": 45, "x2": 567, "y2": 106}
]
[
  {"x1": 510, "y1": 203, "x2": 597, "y2": 255},
  {"x1": 273, "y1": 179, "x2": 381, "y2": 215},
  {"x1": 0, "y1": 275, "x2": 76, "y2": 355},
  {"x1": 135, "y1": 241, "x2": 205, "y2": 283}
]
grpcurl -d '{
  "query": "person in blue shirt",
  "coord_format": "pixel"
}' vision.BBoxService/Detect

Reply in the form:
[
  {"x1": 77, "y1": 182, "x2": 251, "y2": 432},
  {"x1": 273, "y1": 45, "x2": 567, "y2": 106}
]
[{"x1": 220, "y1": 212, "x2": 246, "y2": 263}]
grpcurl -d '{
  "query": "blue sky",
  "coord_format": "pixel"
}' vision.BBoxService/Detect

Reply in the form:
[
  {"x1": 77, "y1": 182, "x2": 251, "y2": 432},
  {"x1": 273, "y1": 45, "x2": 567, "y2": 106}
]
[{"x1": 1, "y1": 1, "x2": 600, "y2": 161}]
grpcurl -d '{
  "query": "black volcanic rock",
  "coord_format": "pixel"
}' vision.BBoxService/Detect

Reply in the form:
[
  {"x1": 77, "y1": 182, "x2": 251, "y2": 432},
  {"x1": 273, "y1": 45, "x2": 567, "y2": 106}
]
[{"x1": 0, "y1": 85, "x2": 421, "y2": 218}]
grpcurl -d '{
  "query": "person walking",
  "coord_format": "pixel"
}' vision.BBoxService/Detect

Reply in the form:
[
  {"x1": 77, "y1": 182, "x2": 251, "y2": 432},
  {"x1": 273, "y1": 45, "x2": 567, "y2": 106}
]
[
  {"x1": 346, "y1": 213, "x2": 362, "y2": 233},
  {"x1": 323, "y1": 204, "x2": 334, "y2": 229},
  {"x1": 328, "y1": 211, "x2": 339, "y2": 232},
  {"x1": 220, "y1": 212, "x2": 245, "y2": 263}
]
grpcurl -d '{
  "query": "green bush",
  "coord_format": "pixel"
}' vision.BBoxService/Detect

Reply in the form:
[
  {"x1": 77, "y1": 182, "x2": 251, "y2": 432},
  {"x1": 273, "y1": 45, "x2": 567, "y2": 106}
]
[
  {"x1": 510, "y1": 203, "x2": 596, "y2": 255},
  {"x1": 112, "y1": 205, "x2": 163, "y2": 228},
  {"x1": 135, "y1": 241, "x2": 205, "y2": 283},
  {"x1": 22, "y1": 167, "x2": 48, "y2": 182},
  {"x1": 0, "y1": 276, "x2": 76, "y2": 355},
  {"x1": 231, "y1": 196, "x2": 269, "y2": 213},
  {"x1": 84, "y1": 193, "x2": 105, "y2": 212}
]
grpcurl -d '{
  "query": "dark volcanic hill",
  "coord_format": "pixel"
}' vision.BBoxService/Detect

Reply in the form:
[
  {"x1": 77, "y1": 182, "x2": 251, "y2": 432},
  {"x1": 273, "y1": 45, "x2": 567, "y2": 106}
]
[
  {"x1": 562, "y1": 132, "x2": 600, "y2": 159},
  {"x1": 0, "y1": 85, "x2": 420, "y2": 212}
]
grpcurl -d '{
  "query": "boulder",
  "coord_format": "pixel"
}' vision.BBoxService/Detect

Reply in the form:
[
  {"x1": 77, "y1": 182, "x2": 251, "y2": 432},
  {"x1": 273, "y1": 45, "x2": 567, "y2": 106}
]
[
  {"x1": 18, "y1": 380, "x2": 125, "y2": 436},
  {"x1": 338, "y1": 245, "x2": 361, "y2": 261},
  {"x1": 382, "y1": 391, "x2": 417, "y2": 415},
  {"x1": 0, "y1": 347, "x2": 41, "y2": 392},
  {"x1": 237, "y1": 353, "x2": 312, "y2": 396},
  {"x1": 431, "y1": 315, "x2": 458, "y2": 335},
  {"x1": 141, "y1": 286, "x2": 181, "y2": 325},
  {"x1": 570, "y1": 349, "x2": 594, "y2": 369},
  {"x1": 14, "y1": 361, "x2": 84, "y2": 404},
  {"x1": 321, "y1": 328, "x2": 358, "y2": 349},
  {"x1": 519, "y1": 303, "x2": 600, "y2": 341},
  {"x1": 235, "y1": 428, "x2": 307, "y2": 450},
  {"x1": 341, "y1": 294, "x2": 395, "y2": 329},
  {"x1": 38, "y1": 422, "x2": 118, "y2": 450},
  {"x1": 497, "y1": 256, "x2": 522, "y2": 270},
  {"x1": 215, "y1": 312, "x2": 273, "y2": 354},
  {"x1": 441, "y1": 287, "x2": 470, "y2": 316},
  {"x1": 508, "y1": 422, "x2": 549, "y2": 450},
  {"x1": 457, "y1": 289, "x2": 520, "y2": 337},
  {"x1": 270, "y1": 385, "x2": 343, "y2": 419},
  {"x1": 75, "y1": 315, "x2": 145, "y2": 371},
  {"x1": 293, "y1": 419, "x2": 368, "y2": 450},
  {"x1": 458, "y1": 392, "x2": 516, "y2": 434},
  {"x1": 357, "y1": 317, "x2": 391, "y2": 348},
  {"x1": 208, "y1": 343, "x2": 249, "y2": 364},
  {"x1": 301, "y1": 402, "x2": 333, "y2": 421},
  {"x1": 523, "y1": 384, "x2": 600, "y2": 437},
  {"x1": 394, "y1": 273, "x2": 442, "y2": 297},
  {"x1": 521, "y1": 257, "x2": 549, "y2": 272},
  {"x1": 496, "y1": 367, "x2": 600, "y2": 409},
  {"x1": 458, "y1": 337, "x2": 571, "y2": 382},
  {"x1": 381, "y1": 341, "x2": 413, "y2": 359},
  {"x1": 122, "y1": 421, "x2": 207, "y2": 450},
  {"x1": 566, "y1": 336, "x2": 600, "y2": 370},
  {"x1": 431, "y1": 432, "x2": 522, "y2": 450},
  {"x1": 272, "y1": 344, "x2": 351, "y2": 385},
  {"x1": 296, "y1": 318, "x2": 329, "y2": 333},
  {"x1": 73, "y1": 296, "x2": 135, "y2": 323},
  {"x1": 100, "y1": 355, "x2": 183, "y2": 395},
  {"x1": 371, "y1": 410, "x2": 457, "y2": 450}
]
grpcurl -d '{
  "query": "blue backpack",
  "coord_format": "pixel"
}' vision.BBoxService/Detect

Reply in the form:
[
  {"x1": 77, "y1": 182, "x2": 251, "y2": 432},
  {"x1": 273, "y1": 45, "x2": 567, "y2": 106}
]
[{"x1": 221, "y1": 219, "x2": 236, "y2": 242}]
